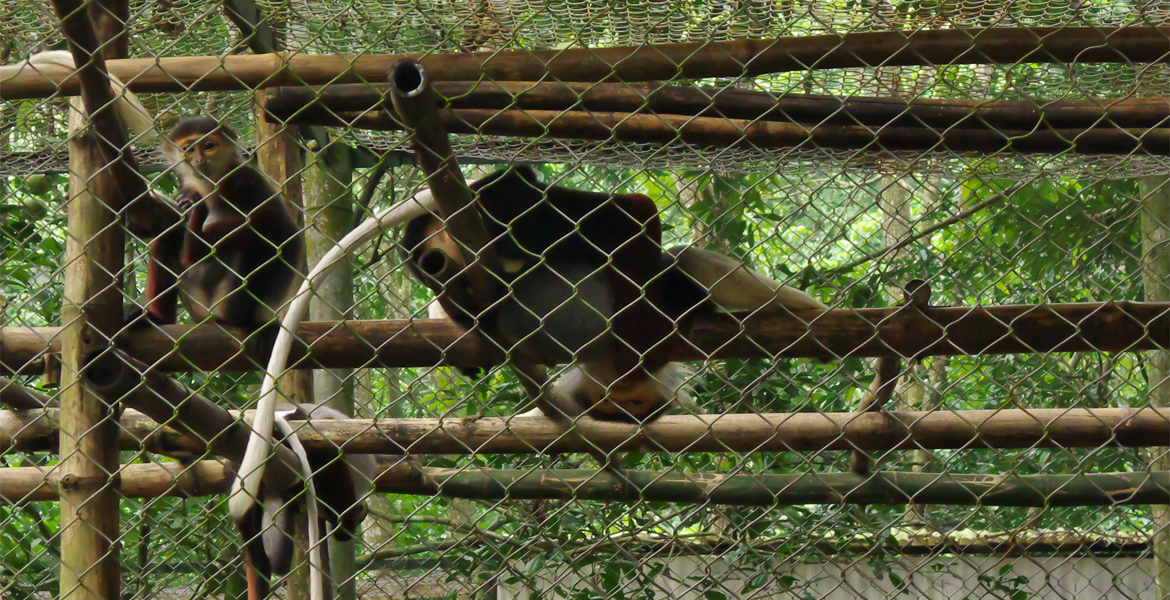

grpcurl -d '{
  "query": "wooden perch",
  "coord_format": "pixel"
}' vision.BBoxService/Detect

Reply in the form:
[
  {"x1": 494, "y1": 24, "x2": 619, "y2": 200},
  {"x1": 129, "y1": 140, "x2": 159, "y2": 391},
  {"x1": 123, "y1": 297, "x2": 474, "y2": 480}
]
[
  {"x1": 2, "y1": 302, "x2": 1166, "y2": 375},
  {"x1": 4, "y1": 459, "x2": 1165, "y2": 507},
  {"x1": 0, "y1": 376, "x2": 55, "y2": 409},
  {"x1": 80, "y1": 348, "x2": 303, "y2": 492},
  {"x1": 4, "y1": 407, "x2": 1167, "y2": 456},
  {"x1": 287, "y1": 107, "x2": 1168, "y2": 155},
  {"x1": 2, "y1": 28, "x2": 1165, "y2": 100},
  {"x1": 2, "y1": 460, "x2": 231, "y2": 503},
  {"x1": 264, "y1": 82, "x2": 1170, "y2": 134}
]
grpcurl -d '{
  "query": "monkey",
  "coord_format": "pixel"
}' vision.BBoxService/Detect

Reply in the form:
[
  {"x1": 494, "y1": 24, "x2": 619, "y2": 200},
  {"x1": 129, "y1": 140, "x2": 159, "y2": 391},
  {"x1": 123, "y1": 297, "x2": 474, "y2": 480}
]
[
  {"x1": 127, "y1": 116, "x2": 304, "y2": 357},
  {"x1": 400, "y1": 166, "x2": 828, "y2": 424},
  {"x1": 229, "y1": 403, "x2": 374, "y2": 600},
  {"x1": 230, "y1": 168, "x2": 827, "y2": 600}
]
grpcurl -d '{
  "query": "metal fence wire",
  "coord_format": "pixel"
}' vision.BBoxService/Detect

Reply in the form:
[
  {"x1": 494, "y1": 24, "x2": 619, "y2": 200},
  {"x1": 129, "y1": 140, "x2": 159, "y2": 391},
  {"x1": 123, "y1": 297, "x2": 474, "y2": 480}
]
[{"x1": 0, "y1": 1, "x2": 1168, "y2": 599}]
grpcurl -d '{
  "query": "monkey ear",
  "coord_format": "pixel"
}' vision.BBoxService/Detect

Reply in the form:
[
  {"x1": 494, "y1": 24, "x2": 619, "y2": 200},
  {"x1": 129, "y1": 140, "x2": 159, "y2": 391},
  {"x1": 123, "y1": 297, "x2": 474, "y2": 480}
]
[
  {"x1": 219, "y1": 124, "x2": 240, "y2": 142},
  {"x1": 668, "y1": 246, "x2": 827, "y2": 313}
]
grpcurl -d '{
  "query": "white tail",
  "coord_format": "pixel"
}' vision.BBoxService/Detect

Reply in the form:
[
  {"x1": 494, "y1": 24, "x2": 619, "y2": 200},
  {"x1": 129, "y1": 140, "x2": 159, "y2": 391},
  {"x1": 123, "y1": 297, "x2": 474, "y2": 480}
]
[
  {"x1": 27, "y1": 50, "x2": 157, "y2": 143},
  {"x1": 670, "y1": 246, "x2": 827, "y2": 312},
  {"x1": 230, "y1": 187, "x2": 438, "y2": 600}
]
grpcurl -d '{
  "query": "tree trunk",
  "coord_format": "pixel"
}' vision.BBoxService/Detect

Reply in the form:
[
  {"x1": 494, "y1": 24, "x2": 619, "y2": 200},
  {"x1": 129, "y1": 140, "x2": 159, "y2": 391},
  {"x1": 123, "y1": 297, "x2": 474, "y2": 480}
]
[
  {"x1": 305, "y1": 135, "x2": 360, "y2": 600},
  {"x1": 1140, "y1": 174, "x2": 1169, "y2": 599}
]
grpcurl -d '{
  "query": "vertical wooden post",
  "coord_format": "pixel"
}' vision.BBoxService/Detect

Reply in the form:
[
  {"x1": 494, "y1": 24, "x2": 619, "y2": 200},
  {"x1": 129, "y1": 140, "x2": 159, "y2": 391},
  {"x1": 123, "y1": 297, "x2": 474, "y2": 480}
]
[
  {"x1": 54, "y1": 2, "x2": 130, "y2": 600},
  {"x1": 1141, "y1": 174, "x2": 1170, "y2": 599},
  {"x1": 254, "y1": 96, "x2": 314, "y2": 600},
  {"x1": 304, "y1": 137, "x2": 359, "y2": 600}
]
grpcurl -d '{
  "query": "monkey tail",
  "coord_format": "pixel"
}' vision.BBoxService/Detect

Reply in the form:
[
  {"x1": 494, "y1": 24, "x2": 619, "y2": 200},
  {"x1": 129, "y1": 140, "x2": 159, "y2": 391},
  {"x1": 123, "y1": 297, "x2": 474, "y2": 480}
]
[
  {"x1": 231, "y1": 186, "x2": 438, "y2": 600},
  {"x1": 26, "y1": 50, "x2": 157, "y2": 143}
]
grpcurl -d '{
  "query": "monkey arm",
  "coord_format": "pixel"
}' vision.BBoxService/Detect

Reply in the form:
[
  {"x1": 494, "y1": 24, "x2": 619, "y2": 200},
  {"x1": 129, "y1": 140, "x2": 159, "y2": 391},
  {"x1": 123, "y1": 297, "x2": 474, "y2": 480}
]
[
  {"x1": 143, "y1": 227, "x2": 186, "y2": 324},
  {"x1": 180, "y1": 201, "x2": 213, "y2": 268}
]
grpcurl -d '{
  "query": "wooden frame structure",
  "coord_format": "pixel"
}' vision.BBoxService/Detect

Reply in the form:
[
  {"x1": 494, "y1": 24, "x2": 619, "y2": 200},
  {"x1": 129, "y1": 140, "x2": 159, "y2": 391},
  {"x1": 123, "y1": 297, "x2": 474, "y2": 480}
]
[{"x1": 0, "y1": 4, "x2": 1167, "y2": 600}]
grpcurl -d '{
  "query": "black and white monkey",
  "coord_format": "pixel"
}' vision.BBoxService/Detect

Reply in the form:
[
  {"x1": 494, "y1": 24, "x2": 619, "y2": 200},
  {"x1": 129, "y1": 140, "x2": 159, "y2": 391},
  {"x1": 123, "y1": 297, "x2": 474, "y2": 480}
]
[
  {"x1": 230, "y1": 403, "x2": 374, "y2": 600},
  {"x1": 235, "y1": 167, "x2": 827, "y2": 600},
  {"x1": 399, "y1": 166, "x2": 828, "y2": 423}
]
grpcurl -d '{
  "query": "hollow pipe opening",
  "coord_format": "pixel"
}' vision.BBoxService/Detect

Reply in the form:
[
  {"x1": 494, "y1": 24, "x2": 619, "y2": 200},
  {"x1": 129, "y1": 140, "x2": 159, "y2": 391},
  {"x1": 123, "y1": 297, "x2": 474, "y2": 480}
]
[{"x1": 391, "y1": 59, "x2": 427, "y2": 98}]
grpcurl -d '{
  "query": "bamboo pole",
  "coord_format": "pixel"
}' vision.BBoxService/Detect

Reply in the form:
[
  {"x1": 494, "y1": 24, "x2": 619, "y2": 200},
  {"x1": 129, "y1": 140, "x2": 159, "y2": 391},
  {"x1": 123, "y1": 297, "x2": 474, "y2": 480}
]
[
  {"x1": 2, "y1": 28, "x2": 1165, "y2": 101},
  {"x1": 265, "y1": 82, "x2": 1170, "y2": 135},
  {"x1": 4, "y1": 407, "x2": 1167, "y2": 456},
  {"x1": 2, "y1": 301, "x2": 1166, "y2": 375},
  {"x1": 288, "y1": 108, "x2": 1168, "y2": 155},
  {"x1": 1, "y1": 407, "x2": 205, "y2": 454},
  {"x1": 3, "y1": 460, "x2": 230, "y2": 503},
  {"x1": 390, "y1": 58, "x2": 503, "y2": 310},
  {"x1": 4, "y1": 460, "x2": 1165, "y2": 507}
]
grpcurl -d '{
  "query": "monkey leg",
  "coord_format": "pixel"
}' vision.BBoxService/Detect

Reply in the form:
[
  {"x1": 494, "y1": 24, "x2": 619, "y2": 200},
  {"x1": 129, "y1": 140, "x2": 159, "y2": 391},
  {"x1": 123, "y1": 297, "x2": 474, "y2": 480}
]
[
  {"x1": 125, "y1": 226, "x2": 187, "y2": 328},
  {"x1": 849, "y1": 355, "x2": 902, "y2": 475},
  {"x1": 510, "y1": 362, "x2": 636, "y2": 493},
  {"x1": 236, "y1": 502, "x2": 275, "y2": 600}
]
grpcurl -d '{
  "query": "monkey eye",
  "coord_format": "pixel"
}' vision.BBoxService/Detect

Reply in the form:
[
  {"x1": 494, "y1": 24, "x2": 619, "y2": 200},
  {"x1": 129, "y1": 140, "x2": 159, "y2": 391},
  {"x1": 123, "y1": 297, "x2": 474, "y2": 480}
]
[{"x1": 204, "y1": 141, "x2": 218, "y2": 151}]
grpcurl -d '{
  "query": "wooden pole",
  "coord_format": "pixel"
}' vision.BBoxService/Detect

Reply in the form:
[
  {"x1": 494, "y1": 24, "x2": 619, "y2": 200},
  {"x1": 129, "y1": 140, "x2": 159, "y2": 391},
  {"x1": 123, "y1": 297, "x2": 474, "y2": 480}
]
[
  {"x1": 287, "y1": 108, "x2": 1168, "y2": 155},
  {"x1": 264, "y1": 82, "x2": 1170, "y2": 134},
  {"x1": 252, "y1": 92, "x2": 315, "y2": 405},
  {"x1": 6, "y1": 406, "x2": 1167, "y2": 456},
  {"x1": 3, "y1": 301, "x2": 1167, "y2": 375},
  {"x1": 2, "y1": 28, "x2": 1166, "y2": 100},
  {"x1": 0, "y1": 376, "x2": 55, "y2": 409},
  {"x1": 47, "y1": 1, "x2": 133, "y2": 599},
  {"x1": 4, "y1": 460, "x2": 1165, "y2": 508}
]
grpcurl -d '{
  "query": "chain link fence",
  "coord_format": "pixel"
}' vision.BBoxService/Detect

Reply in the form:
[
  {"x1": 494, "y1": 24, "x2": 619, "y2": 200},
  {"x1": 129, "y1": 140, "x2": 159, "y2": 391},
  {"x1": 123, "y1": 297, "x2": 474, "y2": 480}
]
[{"x1": 1, "y1": 1, "x2": 1168, "y2": 599}]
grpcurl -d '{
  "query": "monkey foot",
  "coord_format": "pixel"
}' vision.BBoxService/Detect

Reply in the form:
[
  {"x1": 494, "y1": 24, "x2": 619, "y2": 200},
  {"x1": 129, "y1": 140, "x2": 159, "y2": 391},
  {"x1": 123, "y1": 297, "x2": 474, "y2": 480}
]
[{"x1": 122, "y1": 304, "x2": 170, "y2": 329}]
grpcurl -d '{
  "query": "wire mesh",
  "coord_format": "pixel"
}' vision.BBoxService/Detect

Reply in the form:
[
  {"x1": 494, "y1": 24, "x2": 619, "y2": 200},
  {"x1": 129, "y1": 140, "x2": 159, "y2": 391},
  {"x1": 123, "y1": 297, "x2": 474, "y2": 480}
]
[{"x1": 1, "y1": 1, "x2": 1168, "y2": 599}]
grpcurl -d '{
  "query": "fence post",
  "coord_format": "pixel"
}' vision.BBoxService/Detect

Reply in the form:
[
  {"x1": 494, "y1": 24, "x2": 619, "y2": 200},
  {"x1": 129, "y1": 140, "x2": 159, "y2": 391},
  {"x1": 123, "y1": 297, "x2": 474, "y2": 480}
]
[{"x1": 53, "y1": 2, "x2": 131, "y2": 599}]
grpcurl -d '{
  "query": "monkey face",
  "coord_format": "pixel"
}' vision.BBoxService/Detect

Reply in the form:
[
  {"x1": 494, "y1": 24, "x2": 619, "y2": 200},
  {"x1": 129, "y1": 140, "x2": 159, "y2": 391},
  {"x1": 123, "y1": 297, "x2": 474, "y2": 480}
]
[
  {"x1": 169, "y1": 134, "x2": 233, "y2": 180},
  {"x1": 163, "y1": 117, "x2": 243, "y2": 188}
]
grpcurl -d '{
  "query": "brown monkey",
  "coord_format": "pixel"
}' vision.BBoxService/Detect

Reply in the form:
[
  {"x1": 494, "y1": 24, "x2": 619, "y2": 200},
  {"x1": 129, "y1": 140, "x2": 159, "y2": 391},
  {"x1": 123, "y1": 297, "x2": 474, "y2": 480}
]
[{"x1": 130, "y1": 116, "x2": 304, "y2": 355}]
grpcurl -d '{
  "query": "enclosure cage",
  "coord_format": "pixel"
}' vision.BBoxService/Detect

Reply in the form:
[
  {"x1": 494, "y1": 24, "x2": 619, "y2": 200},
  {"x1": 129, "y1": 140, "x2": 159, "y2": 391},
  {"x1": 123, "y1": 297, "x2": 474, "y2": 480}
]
[{"x1": 0, "y1": 1, "x2": 1168, "y2": 599}]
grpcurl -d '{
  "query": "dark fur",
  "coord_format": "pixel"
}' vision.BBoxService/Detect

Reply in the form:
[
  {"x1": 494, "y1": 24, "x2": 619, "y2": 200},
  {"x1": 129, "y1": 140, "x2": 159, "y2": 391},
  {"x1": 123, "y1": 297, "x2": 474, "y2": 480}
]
[
  {"x1": 401, "y1": 167, "x2": 709, "y2": 422},
  {"x1": 130, "y1": 117, "x2": 303, "y2": 357}
]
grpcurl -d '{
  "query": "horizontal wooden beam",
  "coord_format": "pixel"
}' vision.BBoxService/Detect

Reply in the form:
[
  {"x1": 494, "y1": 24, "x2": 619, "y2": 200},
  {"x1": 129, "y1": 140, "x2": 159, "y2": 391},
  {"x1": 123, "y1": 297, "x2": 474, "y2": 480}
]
[
  {"x1": 4, "y1": 407, "x2": 1166, "y2": 455},
  {"x1": 265, "y1": 83, "x2": 1170, "y2": 133},
  {"x1": 1, "y1": 28, "x2": 1164, "y2": 100},
  {"x1": 289, "y1": 107, "x2": 1167, "y2": 155},
  {"x1": 4, "y1": 459, "x2": 1165, "y2": 507},
  {"x1": 2, "y1": 302, "x2": 1166, "y2": 374}
]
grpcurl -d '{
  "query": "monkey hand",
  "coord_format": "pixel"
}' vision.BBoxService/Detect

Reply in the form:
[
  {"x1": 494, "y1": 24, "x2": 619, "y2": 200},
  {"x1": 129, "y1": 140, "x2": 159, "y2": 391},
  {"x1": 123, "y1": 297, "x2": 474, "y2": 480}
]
[{"x1": 175, "y1": 189, "x2": 203, "y2": 212}]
